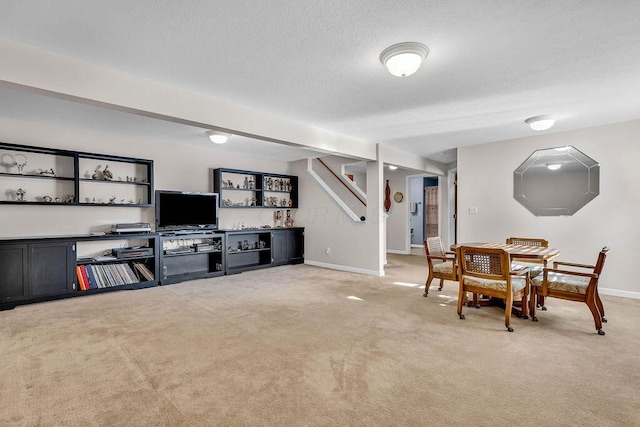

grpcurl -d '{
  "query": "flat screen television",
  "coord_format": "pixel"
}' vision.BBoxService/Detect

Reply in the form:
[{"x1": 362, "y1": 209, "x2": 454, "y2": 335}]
[{"x1": 155, "y1": 190, "x2": 219, "y2": 231}]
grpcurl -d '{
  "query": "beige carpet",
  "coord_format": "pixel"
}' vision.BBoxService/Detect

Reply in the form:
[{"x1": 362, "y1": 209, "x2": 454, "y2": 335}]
[{"x1": 1, "y1": 254, "x2": 639, "y2": 426}]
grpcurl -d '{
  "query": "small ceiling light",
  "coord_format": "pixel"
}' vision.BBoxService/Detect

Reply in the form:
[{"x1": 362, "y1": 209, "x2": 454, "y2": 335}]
[
  {"x1": 388, "y1": 165, "x2": 398, "y2": 170},
  {"x1": 525, "y1": 115, "x2": 559, "y2": 131},
  {"x1": 205, "y1": 130, "x2": 230, "y2": 144},
  {"x1": 546, "y1": 163, "x2": 562, "y2": 171},
  {"x1": 380, "y1": 42, "x2": 429, "y2": 77}
]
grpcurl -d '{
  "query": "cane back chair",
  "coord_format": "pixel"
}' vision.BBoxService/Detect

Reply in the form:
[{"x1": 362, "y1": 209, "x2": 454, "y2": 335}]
[
  {"x1": 530, "y1": 247, "x2": 609, "y2": 335},
  {"x1": 457, "y1": 246, "x2": 529, "y2": 332},
  {"x1": 423, "y1": 237, "x2": 457, "y2": 297}
]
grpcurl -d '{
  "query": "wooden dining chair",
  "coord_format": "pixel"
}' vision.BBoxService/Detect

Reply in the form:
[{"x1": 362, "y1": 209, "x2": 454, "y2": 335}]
[
  {"x1": 506, "y1": 237, "x2": 549, "y2": 277},
  {"x1": 456, "y1": 246, "x2": 529, "y2": 332},
  {"x1": 423, "y1": 237, "x2": 457, "y2": 297},
  {"x1": 506, "y1": 237, "x2": 553, "y2": 308},
  {"x1": 530, "y1": 247, "x2": 609, "y2": 335}
]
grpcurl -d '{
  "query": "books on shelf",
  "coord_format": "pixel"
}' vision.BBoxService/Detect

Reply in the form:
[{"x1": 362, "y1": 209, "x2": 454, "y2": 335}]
[{"x1": 75, "y1": 262, "x2": 152, "y2": 290}]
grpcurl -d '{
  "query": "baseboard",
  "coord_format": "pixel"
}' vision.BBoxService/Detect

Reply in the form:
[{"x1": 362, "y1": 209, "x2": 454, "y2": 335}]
[
  {"x1": 387, "y1": 249, "x2": 411, "y2": 255},
  {"x1": 599, "y1": 287, "x2": 640, "y2": 300},
  {"x1": 304, "y1": 260, "x2": 384, "y2": 277},
  {"x1": 410, "y1": 244, "x2": 424, "y2": 248}
]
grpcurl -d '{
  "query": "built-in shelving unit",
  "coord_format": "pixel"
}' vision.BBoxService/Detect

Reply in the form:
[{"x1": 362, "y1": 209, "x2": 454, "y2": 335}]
[
  {"x1": 0, "y1": 141, "x2": 154, "y2": 207},
  {"x1": 159, "y1": 231, "x2": 225, "y2": 284},
  {"x1": 213, "y1": 168, "x2": 298, "y2": 209},
  {"x1": 0, "y1": 233, "x2": 159, "y2": 308}
]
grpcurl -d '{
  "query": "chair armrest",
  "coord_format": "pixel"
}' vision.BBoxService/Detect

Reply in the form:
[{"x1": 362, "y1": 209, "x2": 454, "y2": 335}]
[
  {"x1": 552, "y1": 261, "x2": 595, "y2": 269},
  {"x1": 427, "y1": 255, "x2": 456, "y2": 262},
  {"x1": 445, "y1": 251, "x2": 456, "y2": 256},
  {"x1": 543, "y1": 268, "x2": 598, "y2": 279},
  {"x1": 510, "y1": 267, "x2": 530, "y2": 276}
]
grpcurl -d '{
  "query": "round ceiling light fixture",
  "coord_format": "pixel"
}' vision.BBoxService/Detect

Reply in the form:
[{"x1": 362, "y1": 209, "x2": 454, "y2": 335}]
[
  {"x1": 525, "y1": 115, "x2": 559, "y2": 131},
  {"x1": 205, "y1": 130, "x2": 230, "y2": 144},
  {"x1": 380, "y1": 42, "x2": 429, "y2": 77}
]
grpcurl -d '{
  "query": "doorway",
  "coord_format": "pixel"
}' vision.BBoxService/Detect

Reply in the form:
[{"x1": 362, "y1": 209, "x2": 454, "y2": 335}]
[{"x1": 409, "y1": 176, "x2": 439, "y2": 246}]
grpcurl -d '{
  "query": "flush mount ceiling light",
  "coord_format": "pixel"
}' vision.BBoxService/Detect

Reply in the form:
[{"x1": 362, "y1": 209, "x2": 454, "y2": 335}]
[
  {"x1": 525, "y1": 115, "x2": 559, "y2": 131},
  {"x1": 379, "y1": 42, "x2": 429, "y2": 77},
  {"x1": 546, "y1": 163, "x2": 562, "y2": 171},
  {"x1": 205, "y1": 130, "x2": 230, "y2": 144},
  {"x1": 388, "y1": 165, "x2": 398, "y2": 170}
]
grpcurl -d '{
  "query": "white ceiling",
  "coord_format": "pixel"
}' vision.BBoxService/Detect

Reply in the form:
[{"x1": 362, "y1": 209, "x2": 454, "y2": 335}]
[{"x1": 1, "y1": 1, "x2": 640, "y2": 164}]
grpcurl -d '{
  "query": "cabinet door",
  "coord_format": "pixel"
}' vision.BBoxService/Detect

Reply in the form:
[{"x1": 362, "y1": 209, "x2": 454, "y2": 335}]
[
  {"x1": 271, "y1": 231, "x2": 288, "y2": 264},
  {"x1": 0, "y1": 244, "x2": 28, "y2": 303},
  {"x1": 286, "y1": 230, "x2": 304, "y2": 262},
  {"x1": 28, "y1": 242, "x2": 76, "y2": 298}
]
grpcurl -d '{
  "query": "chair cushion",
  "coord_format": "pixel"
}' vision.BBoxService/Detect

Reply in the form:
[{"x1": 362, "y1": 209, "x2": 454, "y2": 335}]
[
  {"x1": 462, "y1": 275, "x2": 527, "y2": 293},
  {"x1": 511, "y1": 262, "x2": 544, "y2": 277},
  {"x1": 433, "y1": 261, "x2": 455, "y2": 275},
  {"x1": 531, "y1": 273, "x2": 590, "y2": 294}
]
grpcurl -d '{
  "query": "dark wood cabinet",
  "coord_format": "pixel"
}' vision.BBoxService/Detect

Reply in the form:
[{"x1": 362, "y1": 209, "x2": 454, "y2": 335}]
[
  {"x1": 0, "y1": 244, "x2": 28, "y2": 303},
  {"x1": 28, "y1": 242, "x2": 76, "y2": 298},
  {"x1": 272, "y1": 229, "x2": 304, "y2": 265},
  {"x1": 0, "y1": 234, "x2": 159, "y2": 309}
]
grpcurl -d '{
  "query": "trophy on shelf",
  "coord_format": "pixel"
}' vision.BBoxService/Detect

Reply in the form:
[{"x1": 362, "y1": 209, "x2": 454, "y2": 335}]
[{"x1": 13, "y1": 154, "x2": 27, "y2": 175}]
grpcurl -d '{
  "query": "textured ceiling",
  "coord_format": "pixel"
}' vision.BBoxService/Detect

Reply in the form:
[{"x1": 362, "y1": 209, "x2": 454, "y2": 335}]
[{"x1": 1, "y1": 0, "x2": 640, "y2": 164}]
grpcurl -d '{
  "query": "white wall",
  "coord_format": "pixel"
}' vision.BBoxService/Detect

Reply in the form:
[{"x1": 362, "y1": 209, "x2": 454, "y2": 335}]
[
  {"x1": 0, "y1": 117, "x2": 290, "y2": 236},
  {"x1": 458, "y1": 119, "x2": 640, "y2": 298},
  {"x1": 385, "y1": 170, "x2": 411, "y2": 254},
  {"x1": 291, "y1": 158, "x2": 384, "y2": 276}
]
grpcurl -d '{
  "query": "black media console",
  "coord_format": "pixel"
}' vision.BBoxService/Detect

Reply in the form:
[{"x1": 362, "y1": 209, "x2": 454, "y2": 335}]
[{"x1": 0, "y1": 228, "x2": 304, "y2": 309}]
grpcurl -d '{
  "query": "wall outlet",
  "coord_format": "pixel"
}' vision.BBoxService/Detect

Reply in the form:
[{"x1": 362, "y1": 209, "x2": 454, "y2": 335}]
[
  {"x1": 326, "y1": 247, "x2": 331, "y2": 255},
  {"x1": 468, "y1": 206, "x2": 478, "y2": 214}
]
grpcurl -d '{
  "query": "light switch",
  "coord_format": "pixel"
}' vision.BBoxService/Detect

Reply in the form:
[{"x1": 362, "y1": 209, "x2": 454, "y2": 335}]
[{"x1": 469, "y1": 206, "x2": 478, "y2": 214}]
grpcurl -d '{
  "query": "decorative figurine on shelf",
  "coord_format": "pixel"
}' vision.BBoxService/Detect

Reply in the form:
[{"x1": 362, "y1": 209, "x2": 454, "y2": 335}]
[
  {"x1": 65, "y1": 195, "x2": 74, "y2": 203},
  {"x1": 224, "y1": 199, "x2": 232, "y2": 206},
  {"x1": 248, "y1": 177, "x2": 255, "y2": 190},
  {"x1": 42, "y1": 195, "x2": 52, "y2": 203},
  {"x1": 274, "y1": 210, "x2": 283, "y2": 228},
  {"x1": 243, "y1": 177, "x2": 249, "y2": 189},
  {"x1": 285, "y1": 210, "x2": 294, "y2": 228},
  {"x1": 226, "y1": 179, "x2": 233, "y2": 188},
  {"x1": 102, "y1": 165, "x2": 113, "y2": 180},
  {"x1": 92, "y1": 165, "x2": 102, "y2": 180},
  {"x1": 54, "y1": 197, "x2": 61, "y2": 203},
  {"x1": 286, "y1": 180, "x2": 292, "y2": 192},
  {"x1": 288, "y1": 199, "x2": 293, "y2": 207},
  {"x1": 108, "y1": 196, "x2": 116, "y2": 204},
  {"x1": 274, "y1": 179, "x2": 280, "y2": 191},
  {"x1": 250, "y1": 197, "x2": 257, "y2": 206},
  {"x1": 16, "y1": 188, "x2": 26, "y2": 201},
  {"x1": 281, "y1": 198, "x2": 287, "y2": 207},
  {"x1": 39, "y1": 168, "x2": 56, "y2": 177},
  {"x1": 13, "y1": 154, "x2": 27, "y2": 175},
  {"x1": 267, "y1": 177, "x2": 273, "y2": 190}
]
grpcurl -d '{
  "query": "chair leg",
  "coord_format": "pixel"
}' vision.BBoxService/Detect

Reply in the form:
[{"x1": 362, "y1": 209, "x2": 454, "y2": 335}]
[
  {"x1": 594, "y1": 287, "x2": 606, "y2": 323},
  {"x1": 520, "y1": 292, "x2": 528, "y2": 320},
  {"x1": 457, "y1": 283, "x2": 465, "y2": 320},
  {"x1": 585, "y1": 294, "x2": 604, "y2": 335},
  {"x1": 438, "y1": 278, "x2": 444, "y2": 291},
  {"x1": 423, "y1": 273, "x2": 434, "y2": 297},
  {"x1": 505, "y1": 292, "x2": 514, "y2": 332},
  {"x1": 530, "y1": 286, "x2": 538, "y2": 322}
]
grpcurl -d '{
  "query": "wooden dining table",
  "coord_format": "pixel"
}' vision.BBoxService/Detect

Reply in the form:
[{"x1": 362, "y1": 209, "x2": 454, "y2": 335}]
[
  {"x1": 451, "y1": 242, "x2": 560, "y2": 263},
  {"x1": 451, "y1": 242, "x2": 560, "y2": 313}
]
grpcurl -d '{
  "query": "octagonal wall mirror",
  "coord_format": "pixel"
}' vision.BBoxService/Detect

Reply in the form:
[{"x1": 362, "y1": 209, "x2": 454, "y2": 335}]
[{"x1": 514, "y1": 145, "x2": 599, "y2": 216}]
